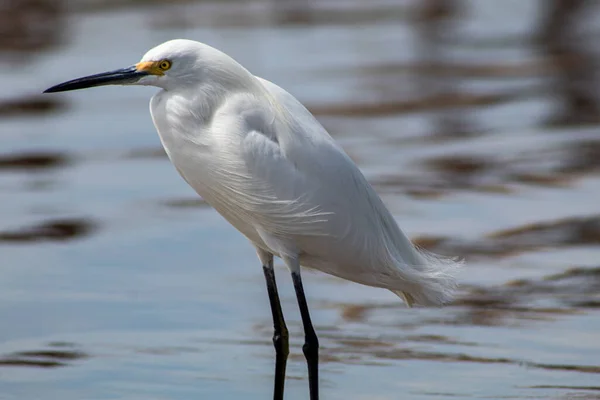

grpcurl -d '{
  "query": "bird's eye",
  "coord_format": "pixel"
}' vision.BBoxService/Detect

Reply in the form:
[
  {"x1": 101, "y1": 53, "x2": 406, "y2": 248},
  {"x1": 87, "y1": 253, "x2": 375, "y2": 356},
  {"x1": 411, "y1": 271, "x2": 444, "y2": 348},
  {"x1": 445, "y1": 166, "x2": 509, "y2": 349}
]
[{"x1": 158, "y1": 60, "x2": 172, "y2": 71}]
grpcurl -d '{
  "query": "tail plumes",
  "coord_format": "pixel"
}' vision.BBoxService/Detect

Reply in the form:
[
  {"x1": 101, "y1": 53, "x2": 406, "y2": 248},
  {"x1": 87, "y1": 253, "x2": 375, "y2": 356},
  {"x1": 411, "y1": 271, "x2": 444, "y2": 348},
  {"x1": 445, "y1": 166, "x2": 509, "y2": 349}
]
[{"x1": 387, "y1": 247, "x2": 462, "y2": 307}]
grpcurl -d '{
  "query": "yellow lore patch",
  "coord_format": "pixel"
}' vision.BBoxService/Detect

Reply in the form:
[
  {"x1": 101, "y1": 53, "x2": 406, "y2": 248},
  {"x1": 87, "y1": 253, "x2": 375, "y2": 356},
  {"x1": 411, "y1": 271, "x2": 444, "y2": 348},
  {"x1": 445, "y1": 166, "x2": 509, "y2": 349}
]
[{"x1": 135, "y1": 61, "x2": 165, "y2": 76}]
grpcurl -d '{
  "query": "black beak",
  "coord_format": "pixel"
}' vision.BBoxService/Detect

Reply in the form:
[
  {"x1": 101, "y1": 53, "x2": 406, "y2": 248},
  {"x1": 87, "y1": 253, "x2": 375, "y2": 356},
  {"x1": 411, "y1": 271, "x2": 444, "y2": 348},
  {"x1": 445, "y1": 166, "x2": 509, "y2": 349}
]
[{"x1": 43, "y1": 66, "x2": 148, "y2": 93}]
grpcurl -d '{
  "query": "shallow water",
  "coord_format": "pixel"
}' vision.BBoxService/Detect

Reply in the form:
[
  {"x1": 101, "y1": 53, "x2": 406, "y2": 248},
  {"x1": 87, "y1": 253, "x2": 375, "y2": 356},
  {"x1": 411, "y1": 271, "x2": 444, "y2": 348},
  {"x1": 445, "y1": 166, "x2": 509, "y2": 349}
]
[{"x1": 1, "y1": 1, "x2": 600, "y2": 399}]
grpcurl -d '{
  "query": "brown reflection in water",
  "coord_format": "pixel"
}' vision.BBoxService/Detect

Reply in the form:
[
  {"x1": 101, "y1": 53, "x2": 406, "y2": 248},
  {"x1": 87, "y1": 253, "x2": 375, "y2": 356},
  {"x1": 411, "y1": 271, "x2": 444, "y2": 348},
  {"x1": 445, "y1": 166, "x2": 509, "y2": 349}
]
[
  {"x1": 561, "y1": 140, "x2": 600, "y2": 174},
  {"x1": 537, "y1": 0, "x2": 600, "y2": 127},
  {"x1": 238, "y1": 324, "x2": 600, "y2": 375},
  {"x1": 162, "y1": 198, "x2": 208, "y2": 209},
  {"x1": 354, "y1": 59, "x2": 552, "y2": 80},
  {"x1": 272, "y1": 0, "x2": 313, "y2": 25},
  {"x1": 332, "y1": 266, "x2": 598, "y2": 330},
  {"x1": 339, "y1": 346, "x2": 600, "y2": 374},
  {"x1": 310, "y1": 89, "x2": 531, "y2": 118},
  {"x1": 250, "y1": 320, "x2": 600, "y2": 373},
  {"x1": 414, "y1": 215, "x2": 600, "y2": 260},
  {"x1": 307, "y1": 1, "x2": 599, "y2": 136},
  {"x1": 0, "y1": 151, "x2": 70, "y2": 171},
  {"x1": 530, "y1": 385, "x2": 600, "y2": 391},
  {"x1": 0, "y1": 0, "x2": 65, "y2": 55},
  {"x1": 413, "y1": 0, "x2": 475, "y2": 138},
  {"x1": 294, "y1": 267, "x2": 600, "y2": 375},
  {"x1": 340, "y1": 304, "x2": 370, "y2": 322},
  {"x1": 439, "y1": 266, "x2": 599, "y2": 327},
  {"x1": 0, "y1": 218, "x2": 96, "y2": 243},
  {"x1": 149, "y1": 1, "x2": 411, "y2": 29},
  {"x1": 0, "y1": 96, "x2": 65, "y2": 118},
  {"x1": 0, "y1": 344, "x2": 87, "y2": 369},
  {"x1": 373, "y1": 137, "x2": 600, "y2": 198},
  {"x1": 270, "y1": 1, "x2": 413, "y2": 27}
]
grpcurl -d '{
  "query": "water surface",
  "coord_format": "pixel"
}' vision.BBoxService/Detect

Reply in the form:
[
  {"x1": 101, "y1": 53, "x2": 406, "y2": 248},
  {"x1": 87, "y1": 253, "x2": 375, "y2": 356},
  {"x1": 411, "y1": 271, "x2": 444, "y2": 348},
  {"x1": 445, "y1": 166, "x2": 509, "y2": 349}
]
[{"x1": 1, "y1": 1, "x2": 599, "y2": 399}]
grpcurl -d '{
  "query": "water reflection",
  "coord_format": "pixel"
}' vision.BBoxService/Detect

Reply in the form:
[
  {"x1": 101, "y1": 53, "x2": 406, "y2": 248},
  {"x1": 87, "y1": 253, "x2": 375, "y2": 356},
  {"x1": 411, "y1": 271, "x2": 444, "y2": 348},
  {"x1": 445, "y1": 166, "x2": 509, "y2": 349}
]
[
  {"x1": 537, "y1": 0, "x2": 600, "y2": 126},
  {"x1": 413, "y1": 0, "x2": 475, "y2": 138},
  {"x1": 0, "y1": 151, "x2": 71, "y2": 171},
  {"x1": 414, "y1": 213, "x2": 600, "y2": 260},
  {"x1": 0, "y1": 96, "x2": 64, "y2": 118},
  {"x1": 0, "y1": 344, "x2": 87, "y2": 368},
  {"x1": 373, "y1": 134, "x2": 600, "y2": 199},
  {"x1": 0, "y1": 0, "x2": 65, "y2": 56},
  {"x1": 0, "y1": 218, "x2": 96, "y2": 243}
]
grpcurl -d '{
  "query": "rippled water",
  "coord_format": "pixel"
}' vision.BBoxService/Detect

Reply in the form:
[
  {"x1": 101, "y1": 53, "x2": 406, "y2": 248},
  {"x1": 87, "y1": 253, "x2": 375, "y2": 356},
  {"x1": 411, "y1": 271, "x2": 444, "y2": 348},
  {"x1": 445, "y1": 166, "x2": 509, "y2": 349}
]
[{"x1": 1, "y1": 1, "x2": 600, "y2": 399}]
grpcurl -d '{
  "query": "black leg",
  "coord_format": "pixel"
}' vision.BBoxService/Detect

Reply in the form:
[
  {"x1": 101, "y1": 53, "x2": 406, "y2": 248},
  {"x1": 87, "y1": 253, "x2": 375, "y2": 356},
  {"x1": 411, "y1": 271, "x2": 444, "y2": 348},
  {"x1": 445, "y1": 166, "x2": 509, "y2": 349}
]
[
  {"x1": 291, "y1": 270, "x2": 319, "y2": 400},
  {"x1": 262, "y1": 257, "x2": 289, "y2": 400}
]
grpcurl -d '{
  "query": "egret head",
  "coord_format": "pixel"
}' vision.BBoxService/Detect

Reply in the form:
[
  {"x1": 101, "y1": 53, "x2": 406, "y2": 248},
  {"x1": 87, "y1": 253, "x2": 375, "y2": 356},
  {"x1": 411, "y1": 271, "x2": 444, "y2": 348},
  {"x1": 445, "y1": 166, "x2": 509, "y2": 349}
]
[{"x1": 44, "y1": 39, "x2": 240, "y2": 93}]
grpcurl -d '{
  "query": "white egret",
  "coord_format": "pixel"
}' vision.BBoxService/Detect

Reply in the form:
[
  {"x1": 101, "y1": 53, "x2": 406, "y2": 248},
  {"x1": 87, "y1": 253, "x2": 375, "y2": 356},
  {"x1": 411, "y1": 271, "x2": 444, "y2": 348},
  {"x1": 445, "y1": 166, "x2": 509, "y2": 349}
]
[{"x1": 44, "y1": 39, "x2": 461, "y2": 400}]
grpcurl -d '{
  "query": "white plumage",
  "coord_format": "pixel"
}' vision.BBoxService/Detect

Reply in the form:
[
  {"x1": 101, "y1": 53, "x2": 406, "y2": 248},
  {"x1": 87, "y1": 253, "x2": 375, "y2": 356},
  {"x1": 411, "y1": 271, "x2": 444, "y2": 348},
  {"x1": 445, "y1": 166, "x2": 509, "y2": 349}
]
[
  {"x1": 143, "y1": 39, "x2": 461, "y2": 307},
  {"x1": 44, "y1": 38, "x2": 463, "y2": 400}
]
